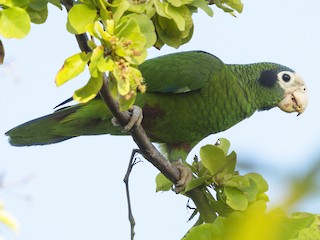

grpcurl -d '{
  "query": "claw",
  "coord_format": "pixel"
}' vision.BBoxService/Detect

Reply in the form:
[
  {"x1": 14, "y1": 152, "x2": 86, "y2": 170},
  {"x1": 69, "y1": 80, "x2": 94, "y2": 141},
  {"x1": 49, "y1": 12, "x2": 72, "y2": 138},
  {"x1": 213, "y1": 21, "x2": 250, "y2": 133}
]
[
  {"x1": 111, "y1": 117, "x2": 120, "y2": 127},
  {"x1": 123, "y1": 106, "x2": 143, "y2": 131},
  {"x1": 174, "y1": 160, "x2": 193, "y2": 193},
  {"x1": 111, "y1": 105, "x2": 143, "y2": 132}
]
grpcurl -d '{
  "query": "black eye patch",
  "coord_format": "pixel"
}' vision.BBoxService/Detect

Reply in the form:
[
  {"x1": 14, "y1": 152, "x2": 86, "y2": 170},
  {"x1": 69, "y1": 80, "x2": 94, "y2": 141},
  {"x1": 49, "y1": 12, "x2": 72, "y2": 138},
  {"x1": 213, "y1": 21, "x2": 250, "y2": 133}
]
[{"x1": 258, "y1": 70, "x2": 277, "y2": 88}]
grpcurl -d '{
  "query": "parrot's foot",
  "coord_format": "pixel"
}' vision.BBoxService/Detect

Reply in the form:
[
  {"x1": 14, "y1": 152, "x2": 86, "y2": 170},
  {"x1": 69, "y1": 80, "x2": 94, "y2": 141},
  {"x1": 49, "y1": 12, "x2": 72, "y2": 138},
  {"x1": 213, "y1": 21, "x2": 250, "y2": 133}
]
[
  {"x1": 174, "y1": 161, "x2": 193, "y2": 193},
  {"x1": 111, "y1": 105, "x2": 143, "y2": 132}
]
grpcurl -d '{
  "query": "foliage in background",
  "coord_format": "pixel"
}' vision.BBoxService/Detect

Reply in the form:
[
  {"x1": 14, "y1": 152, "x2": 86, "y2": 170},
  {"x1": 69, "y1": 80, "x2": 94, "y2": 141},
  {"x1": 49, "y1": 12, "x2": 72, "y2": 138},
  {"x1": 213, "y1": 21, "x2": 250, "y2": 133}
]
[
  {"x1": 0, "y1": 199, "x2": 19, "y2": 239},
  {"x1": 183, "y1": 206, "x2": 320, "y2": 240},
  {"x1": 157, "y1": 138, "x2": 320, "y2": 239},
  {"x1": 0, "y1": 0, "x2": 61, "y2": 38}
]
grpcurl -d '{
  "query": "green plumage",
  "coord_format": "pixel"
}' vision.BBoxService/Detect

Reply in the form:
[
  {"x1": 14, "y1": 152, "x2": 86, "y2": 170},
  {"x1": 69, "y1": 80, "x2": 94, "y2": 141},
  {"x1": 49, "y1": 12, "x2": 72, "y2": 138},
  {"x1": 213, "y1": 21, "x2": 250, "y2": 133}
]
[{"x1": 5, "y1": 51, "x2": 294, "y2": 159}]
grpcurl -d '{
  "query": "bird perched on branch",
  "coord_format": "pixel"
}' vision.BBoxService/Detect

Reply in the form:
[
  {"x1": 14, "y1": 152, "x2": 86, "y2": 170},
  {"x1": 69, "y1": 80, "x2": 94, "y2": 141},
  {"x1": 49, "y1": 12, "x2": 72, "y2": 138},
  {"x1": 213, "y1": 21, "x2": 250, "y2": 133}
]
[{"x1": 6, "y1": 51, "x2": 308, "y2": 162}]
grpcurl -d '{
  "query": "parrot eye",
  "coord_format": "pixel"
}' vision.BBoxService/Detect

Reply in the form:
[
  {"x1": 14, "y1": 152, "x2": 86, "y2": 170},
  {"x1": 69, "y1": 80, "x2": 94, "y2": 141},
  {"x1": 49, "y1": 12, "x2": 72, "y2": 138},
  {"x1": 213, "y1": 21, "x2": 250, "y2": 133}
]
[
  {"x1": 282, "y1": 74, "x2": 291, "y2": 82},
  {"x1": 278, "y1": 71, "x2": 294, "y2": 84}
]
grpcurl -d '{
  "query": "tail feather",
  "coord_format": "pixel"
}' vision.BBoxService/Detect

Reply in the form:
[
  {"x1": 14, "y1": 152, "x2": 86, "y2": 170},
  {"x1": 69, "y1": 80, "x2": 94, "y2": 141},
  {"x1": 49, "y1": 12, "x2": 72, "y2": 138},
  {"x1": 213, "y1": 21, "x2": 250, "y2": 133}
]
[
  {"x1": 6, "y1": 98, "x2": 130, "y2": 146},
  {"x1": 5, "y1": 106, "x2": 80, "y2": 146}
]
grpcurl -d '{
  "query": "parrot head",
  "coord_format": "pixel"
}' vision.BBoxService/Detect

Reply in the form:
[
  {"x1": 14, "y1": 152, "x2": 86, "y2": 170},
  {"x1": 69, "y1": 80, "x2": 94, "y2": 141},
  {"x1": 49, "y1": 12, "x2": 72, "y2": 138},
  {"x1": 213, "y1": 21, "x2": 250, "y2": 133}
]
[
  {"x1": 256, "y1": 65, "x2": 308, "y2": 115},
  {"x1": 276, "y1": 71, "x2": 308, "y2": 115}
]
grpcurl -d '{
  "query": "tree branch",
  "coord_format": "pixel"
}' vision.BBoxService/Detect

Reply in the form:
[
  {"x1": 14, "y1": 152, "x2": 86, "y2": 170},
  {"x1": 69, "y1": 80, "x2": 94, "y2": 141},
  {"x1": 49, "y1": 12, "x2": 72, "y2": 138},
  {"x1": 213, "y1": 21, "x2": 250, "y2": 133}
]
[
  {"x1": 61, "y1": 1, "x2": 180, "y2": 184},
  {"x1": 99, "y1": 74, "x2": 181, "y2": 183},
  {"x1": 61, "y1": 1, "x2": 216, "y2": 224}
]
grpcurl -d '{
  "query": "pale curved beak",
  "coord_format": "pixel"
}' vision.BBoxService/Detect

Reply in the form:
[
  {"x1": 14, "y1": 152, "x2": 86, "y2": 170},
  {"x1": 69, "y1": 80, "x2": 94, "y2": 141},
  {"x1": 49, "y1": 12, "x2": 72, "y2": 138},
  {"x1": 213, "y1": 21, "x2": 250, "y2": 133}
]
[{"x1": 278, "y1": 85, "x2": 308, "y2": 115}]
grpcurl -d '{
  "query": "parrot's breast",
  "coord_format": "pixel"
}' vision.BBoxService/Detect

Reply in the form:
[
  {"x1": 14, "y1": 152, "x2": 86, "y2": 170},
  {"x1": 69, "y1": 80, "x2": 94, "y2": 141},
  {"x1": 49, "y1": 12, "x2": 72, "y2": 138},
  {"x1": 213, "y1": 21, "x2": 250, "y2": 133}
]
[{"x1": 138, "y1": 79, "x2": 254, "y2": 145}]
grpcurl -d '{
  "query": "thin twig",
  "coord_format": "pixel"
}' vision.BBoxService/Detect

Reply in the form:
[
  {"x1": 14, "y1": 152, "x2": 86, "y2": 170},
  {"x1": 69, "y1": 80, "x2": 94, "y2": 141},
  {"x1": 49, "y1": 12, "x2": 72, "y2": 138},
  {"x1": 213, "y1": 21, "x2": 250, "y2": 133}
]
[{"x1": 123, "y1": 149, "x2": 142, "y2": 240}]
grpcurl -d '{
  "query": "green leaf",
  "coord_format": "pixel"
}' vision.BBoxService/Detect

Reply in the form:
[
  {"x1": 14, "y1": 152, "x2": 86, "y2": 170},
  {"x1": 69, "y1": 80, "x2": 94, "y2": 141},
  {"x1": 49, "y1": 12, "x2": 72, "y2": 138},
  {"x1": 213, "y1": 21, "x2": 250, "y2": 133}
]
[
  {"x1": 112, "y1": 63, "x2": 130, "y2": 96},
  {"x1": 118, "y1": 92, "x2": 136, "y2": 111},
  {"x1": 0, "y1": 7, "x2": 30, "y2": 38},
  {"x1": 284, "y1": 213, "x2": 320, "y2": 240},
  {"x1": 223, "y1": 175, "x2": 250, "y2": 188},
  {"x1": 214, "y1": 1, "x2": 233, "y2": 13},
  {"x1": 191, "y1": 0, "x2": 214, "y2": 17},
  {"x1": 87, "y1": 39, "x2": 97, "y2": 50},
  {"x1": 221, "y1": 201, "x2": 284, "y2": 239},
  {"x1": 153, "y1": 1, "x2": 171, "y2": 19},
  {"x1": 97, "y1": 55, "x2": 114, "y2": 72},
  {"x1": 108, "y1": 72, "x2": 119, "y2": 98},
  {"x1": 87, "y1": 21, "x2": 104, "y2": 41},
  {"x1": 55, "y1": 52, "x2": 91, "y2": 86},
  {"x1": 89, "y1": 45, "x2": 104, "y2": 77},
  {"x1": 115, "y1": 17, "x2": 140, "y2": 40},
  {"x1": 191, "y1": 161, "x2": 208, "y2": 177},
  {"x1": 224, "y1": 151, "x2": 236, "y2": 174},
  {"x1": 124, "y1": 13, "x2": 156, "y2": 49},
  {"x1": 110, "y1": 0, "x2": 130, "y2": 23},
  {"x1": 114, "y1": 17, "x2": 147, "y2": 65},
  {"x1": 100, "y1": 7, "x2": 112, "y2": 24},
  {"x1": 200, "y1": 144, "x2": 226, "y2": 175},
  {"x1": 167, "y1": 0, "x2": 193, "y2": 8},
  {"x1": 111, "y1": 64, "x2": 143, "y2": 110},
  {"x1": 48, "y1": 0, "x2": 62, "y2": 9},
  {"x1": 27, "y1": 5, "x2": 48, "y2": 24},
  {"x1": 79, "y1": 0, "x2": 97, "y2": 9},
  {"x1": 180, "y1": 23, "x2": 193, "y2": 45},
  {"x1": 240, "y1": 178, "x2": 259, "y2": 202},
  {"x1": 154, "y1": 35, "x2": 164, "y2": 49},
  {"x1": 224, "y1": 186, "x2": 248, "y2": 211},
  {"x1": 155, "y1": 173, "x2": 173, "y2": 192},
  {"x1": 73, "y1": 75, "x2": 103, "y2": 103},
  {"x1": 127, "y1": 66, "x2": 143, "y2": 87},
  {"x1": 67, "y1": 4, "x2": 97, "y2": 34},
  {"x1": 1, "y1": 0, "x2": 29, "y2": 8},
  {"x1": 225, "y1": 0, "x2": 243, "y2": 13},
  {"x1": 118, "y1": 34, "x2": 147, "y2": 65},
  {"x1": 29, "y1": 0, "x2": 48, "y2": 11},
  {"x1": 165, "y1": 4, "x2": 186, "y2": 31},
  {"x1": 215, "y1": 138, "x2": 230, "y2": 155},
  {"x1": 246, "y1": 173, "x2": 269, "y2": 194},
  {"x1": 182, "y1": 223, "x2": 221, "y2": 240},
  {"x1": 155, "y1": 11, "x2": 193, "y2": 48},
  {"x1": 127, "y1": 0, "x2": 153, "y2": 14},
  {"x1": 184, "y1": 175, "x2": 211, "y2": 192},
  {"x1": 214, "y1": 0, "x2": 243, "y2": 15}
]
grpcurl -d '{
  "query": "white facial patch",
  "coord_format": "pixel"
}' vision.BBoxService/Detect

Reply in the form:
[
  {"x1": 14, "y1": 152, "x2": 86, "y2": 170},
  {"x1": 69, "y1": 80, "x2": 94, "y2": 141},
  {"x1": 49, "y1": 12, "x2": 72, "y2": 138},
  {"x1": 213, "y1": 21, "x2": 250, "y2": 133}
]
[{"x1": 277, "y1": 72, "x2": 308, "y2": 114}]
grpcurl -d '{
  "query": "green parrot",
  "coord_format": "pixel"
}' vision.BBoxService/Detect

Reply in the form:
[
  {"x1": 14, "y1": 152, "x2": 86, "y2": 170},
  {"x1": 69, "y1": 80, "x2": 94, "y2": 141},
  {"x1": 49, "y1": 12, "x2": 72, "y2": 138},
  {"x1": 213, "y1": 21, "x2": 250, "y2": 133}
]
[{"x1": 6, "y1": 51, "x2": 308, "y2": 161}]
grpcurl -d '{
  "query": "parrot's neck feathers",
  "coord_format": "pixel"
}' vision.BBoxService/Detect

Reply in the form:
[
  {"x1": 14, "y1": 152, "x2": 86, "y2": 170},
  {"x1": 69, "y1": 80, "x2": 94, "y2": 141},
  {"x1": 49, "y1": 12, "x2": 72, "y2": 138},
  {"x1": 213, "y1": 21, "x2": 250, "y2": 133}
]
[{"x1": 227, "y1": 63, "x2": 284, "y2": 112}]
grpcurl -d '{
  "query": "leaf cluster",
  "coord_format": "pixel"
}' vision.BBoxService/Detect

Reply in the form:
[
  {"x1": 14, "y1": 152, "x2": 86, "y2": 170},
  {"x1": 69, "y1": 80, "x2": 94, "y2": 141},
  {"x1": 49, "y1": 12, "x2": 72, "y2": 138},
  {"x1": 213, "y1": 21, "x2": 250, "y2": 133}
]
[
  {"x1": 157, "y1": 138, "x2": 269, "y2": 213},
  {"x1": 0, "y1": 0, "x2": 61, "y2": 38},
  {"x1": 0, "y1": 0, "x2": 243, "y2": 109},
  {"x1": 183, "y1": 204, "x2": 320, "y2": 240},
  {"x1": 54, "y1": 0, "x2": 242, "y2": 110},
  {"x1": 156, "y1": 139, "x2": 320, "y2": 239},
  {"x1": 54, "y1": 0, "x2": 240, "y2": 109}
]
